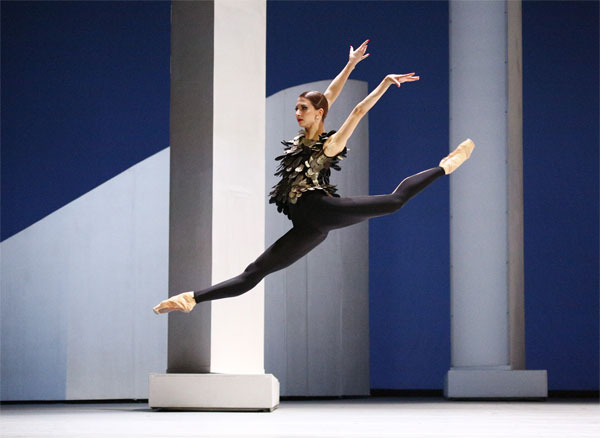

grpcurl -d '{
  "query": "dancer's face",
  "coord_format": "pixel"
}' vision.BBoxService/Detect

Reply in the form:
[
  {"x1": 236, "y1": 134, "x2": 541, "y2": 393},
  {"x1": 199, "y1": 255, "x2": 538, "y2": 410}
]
[{"x1": 295, "y1": 97, "x2": 323, "y2": 129}]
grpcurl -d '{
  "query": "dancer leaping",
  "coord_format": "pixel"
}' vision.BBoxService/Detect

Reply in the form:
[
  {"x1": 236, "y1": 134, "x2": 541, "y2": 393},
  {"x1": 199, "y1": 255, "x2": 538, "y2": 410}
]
[{"x1": 153, "y1": 39, "x2": 474, "y2": 314}]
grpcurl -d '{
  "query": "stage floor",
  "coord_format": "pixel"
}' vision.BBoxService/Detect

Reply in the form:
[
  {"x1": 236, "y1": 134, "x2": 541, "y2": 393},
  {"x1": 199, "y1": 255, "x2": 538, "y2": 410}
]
[{"x1": 1, "y1": 397, "x2": 598, "y2": 437}]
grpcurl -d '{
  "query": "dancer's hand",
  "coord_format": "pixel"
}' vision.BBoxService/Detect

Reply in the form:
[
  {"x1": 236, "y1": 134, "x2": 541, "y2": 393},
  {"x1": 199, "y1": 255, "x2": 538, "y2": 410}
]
[
  {"x1": 349, "y1": 39, "x2": 370, "y2": 66},
  {"x1": 385, "y1": 73, "x2": 420, "y2": 87}
]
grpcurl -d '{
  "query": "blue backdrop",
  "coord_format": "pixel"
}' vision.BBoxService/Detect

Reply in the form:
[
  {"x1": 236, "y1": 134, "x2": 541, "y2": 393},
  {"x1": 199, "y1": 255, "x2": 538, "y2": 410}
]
[
  {"x1": 1, "y1": 1, "x2": 170, "y2": 241},
  {"x1": 522, "y1": 0, "x2": 598, "y2": 390}
]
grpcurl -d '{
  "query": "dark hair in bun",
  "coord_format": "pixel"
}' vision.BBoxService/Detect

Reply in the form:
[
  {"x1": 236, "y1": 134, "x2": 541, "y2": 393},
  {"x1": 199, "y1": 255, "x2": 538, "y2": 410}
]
[{"x1": 299, "y1": 90, "x2": 329, "y2": 121}]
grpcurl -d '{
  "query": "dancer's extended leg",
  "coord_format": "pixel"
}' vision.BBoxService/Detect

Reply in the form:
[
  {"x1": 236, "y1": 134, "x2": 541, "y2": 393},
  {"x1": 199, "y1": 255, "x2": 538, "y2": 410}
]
[
  {"x1": 193, "y1": 225, "x2": 327, "y2": 303},
  {"x1": 307, "y1": 138, "x2": 475, "y2": 231},
  {"x1": 312, "y1": 166, "x2": 445, "y2": 231},
  {"x1": 153, "y1": 226, "x2": 327, "y2": 313}
]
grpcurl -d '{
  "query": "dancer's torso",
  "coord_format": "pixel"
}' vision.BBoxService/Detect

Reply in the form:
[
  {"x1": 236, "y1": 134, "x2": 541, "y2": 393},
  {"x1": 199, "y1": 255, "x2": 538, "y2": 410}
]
[{"x1": 268, "y1": 129, "x2": 347, "y2": 220}]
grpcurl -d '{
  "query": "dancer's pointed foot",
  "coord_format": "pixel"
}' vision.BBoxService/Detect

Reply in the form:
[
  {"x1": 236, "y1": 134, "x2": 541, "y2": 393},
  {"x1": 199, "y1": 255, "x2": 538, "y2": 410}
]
[
  {"x1": 153, "y1": 291, "x2": 196, "y2": 315},
  {"x1": 439, "y1": 138, "x2": 475, "y2": 175}
]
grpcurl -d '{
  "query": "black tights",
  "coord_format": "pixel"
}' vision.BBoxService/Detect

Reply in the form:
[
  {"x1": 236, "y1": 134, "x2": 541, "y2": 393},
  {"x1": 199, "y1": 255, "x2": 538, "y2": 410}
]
[{"x1": 194, "y1": 166, "x2": 445, "y2": 303}]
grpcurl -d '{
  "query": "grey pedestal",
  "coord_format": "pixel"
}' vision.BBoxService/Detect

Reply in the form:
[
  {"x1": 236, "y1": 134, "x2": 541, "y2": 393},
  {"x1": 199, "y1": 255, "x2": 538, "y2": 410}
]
[
  {"x1": 445, "y1": 369, "x2": 548, "y2": 400},
  {"x1": 149, "y1": 373, "x2": 280, "y2": 411}
]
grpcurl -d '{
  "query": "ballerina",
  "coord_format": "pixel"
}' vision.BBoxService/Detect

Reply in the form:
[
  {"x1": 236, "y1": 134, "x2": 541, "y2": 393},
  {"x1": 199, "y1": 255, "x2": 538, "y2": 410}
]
[{"x1": 153, "y1": 39, "x2": 474, "y2": 314}]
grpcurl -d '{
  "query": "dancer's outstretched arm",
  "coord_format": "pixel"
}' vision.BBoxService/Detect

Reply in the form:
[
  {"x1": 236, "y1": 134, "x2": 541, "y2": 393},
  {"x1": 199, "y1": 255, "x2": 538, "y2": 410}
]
[
  {"x1": 324, "y1": 73, "x2": 420, "y2": 157},
  {"x1": 323, "y1": 39, "x2": 370, "y2": 108}
]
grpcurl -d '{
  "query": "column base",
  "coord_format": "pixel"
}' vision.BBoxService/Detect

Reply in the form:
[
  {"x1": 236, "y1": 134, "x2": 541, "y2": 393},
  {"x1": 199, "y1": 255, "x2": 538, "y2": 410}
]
[
  {"x1": 444, "y1": 369, "x2": 548, "y2": 400},
  {"x1": 149, "y1": 373, "x2": 280, "y2": 411}
]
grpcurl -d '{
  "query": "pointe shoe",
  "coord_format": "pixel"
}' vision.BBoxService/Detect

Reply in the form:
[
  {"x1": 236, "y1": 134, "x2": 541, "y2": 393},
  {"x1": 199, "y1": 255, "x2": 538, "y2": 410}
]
[
  {"x1": 153, "y1": 291, "x2": 196, "y2": 315},
  {"x1": 439, "y1": 138, "x2": 475, "y2": 174}
]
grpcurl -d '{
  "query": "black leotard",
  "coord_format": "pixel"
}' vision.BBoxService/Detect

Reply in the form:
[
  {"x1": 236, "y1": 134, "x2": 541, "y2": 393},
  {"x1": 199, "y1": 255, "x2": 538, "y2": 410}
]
[{"x1": 193, "y1": 131, "x2": 444, "y2": 303}]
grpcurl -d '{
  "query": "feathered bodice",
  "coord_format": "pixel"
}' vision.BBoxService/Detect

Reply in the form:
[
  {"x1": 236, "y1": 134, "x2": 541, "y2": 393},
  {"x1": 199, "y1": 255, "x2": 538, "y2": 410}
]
[{"x1": 268, "y1": 130, "x2": 347, "y2": 218}]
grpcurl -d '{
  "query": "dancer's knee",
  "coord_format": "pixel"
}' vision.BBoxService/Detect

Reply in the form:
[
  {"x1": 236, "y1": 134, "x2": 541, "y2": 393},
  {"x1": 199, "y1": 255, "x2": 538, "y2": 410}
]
[
  {"x1": 241, "y1": 263, "x2": 263, "y2": 288},
  {"x1": 215, "y1": 268, "x2": 261, "y2": 300},
  {"x1": 385, "y1": 192, "x2": 407, "y2": 213}
]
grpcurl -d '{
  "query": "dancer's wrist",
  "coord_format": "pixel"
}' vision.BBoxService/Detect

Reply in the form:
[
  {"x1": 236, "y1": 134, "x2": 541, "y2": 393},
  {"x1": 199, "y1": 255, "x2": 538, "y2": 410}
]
[{"x1": 379, "y1": 78, "x2": 393, "y2": 91}]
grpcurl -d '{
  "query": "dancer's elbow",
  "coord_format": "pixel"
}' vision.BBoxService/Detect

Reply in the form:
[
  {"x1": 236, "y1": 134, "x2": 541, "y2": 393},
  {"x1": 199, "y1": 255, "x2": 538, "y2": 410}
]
[{"x1": 353, "y1": 105, "x2": 367, "y2": 116}]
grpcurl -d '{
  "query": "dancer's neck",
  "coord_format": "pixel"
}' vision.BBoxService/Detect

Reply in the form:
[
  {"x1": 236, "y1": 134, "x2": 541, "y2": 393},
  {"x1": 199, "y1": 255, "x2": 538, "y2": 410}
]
[{"x1": 304, "y1": 124, "x2": 324, "y2": 141}]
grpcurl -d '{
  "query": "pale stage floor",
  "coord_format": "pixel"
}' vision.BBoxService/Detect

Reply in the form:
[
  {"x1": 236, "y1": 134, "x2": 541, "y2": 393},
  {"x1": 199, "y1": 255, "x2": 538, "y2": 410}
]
[{"x1": 1, "y1": 397, "x2": 598, "y2": 438}]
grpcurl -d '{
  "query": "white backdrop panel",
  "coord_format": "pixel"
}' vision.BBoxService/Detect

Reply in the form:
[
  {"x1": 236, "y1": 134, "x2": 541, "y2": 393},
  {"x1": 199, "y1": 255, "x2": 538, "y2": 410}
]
[
  {"x1": 265, "y1": 80, "x2": 370, "y2": 396},
  {"x1": 1, "y1": 149, "x2": 169, "y2": 400}
]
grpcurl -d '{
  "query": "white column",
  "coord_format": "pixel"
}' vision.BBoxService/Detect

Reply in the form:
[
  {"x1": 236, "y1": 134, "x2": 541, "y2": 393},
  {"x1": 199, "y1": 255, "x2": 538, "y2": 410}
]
[
  {"x1": 150, "y1": 0, "x2": 279, "y2": 410},
  {"x1": 445, "y1": 0, "x2": 547, "y2": 399}
]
